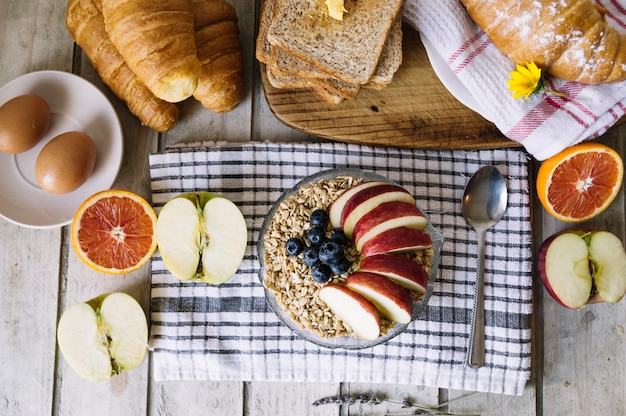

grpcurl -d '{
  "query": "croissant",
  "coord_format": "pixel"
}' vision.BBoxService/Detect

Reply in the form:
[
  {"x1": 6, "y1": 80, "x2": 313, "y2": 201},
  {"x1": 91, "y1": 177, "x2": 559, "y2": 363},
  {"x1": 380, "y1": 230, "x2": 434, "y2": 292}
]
[
  {"x1": 192, "y1": 0, "x2": 244, "y2": 112},
  {"x1": 100, "y1": 0, "x2": 201, "y2": 102},
  {"x1": 460, "y1": 0, "x2": 626, "y2": 84},
  {"x1": 66, "y1": 0, "x2": 178, "y2": 132}
]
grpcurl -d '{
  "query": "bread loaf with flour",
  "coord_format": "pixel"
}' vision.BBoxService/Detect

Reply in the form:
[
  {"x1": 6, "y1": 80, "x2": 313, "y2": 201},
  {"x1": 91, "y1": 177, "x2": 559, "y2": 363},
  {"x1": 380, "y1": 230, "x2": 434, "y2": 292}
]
[{"x1": 460, "y1": 0, "x2": 626, "y2": 84}]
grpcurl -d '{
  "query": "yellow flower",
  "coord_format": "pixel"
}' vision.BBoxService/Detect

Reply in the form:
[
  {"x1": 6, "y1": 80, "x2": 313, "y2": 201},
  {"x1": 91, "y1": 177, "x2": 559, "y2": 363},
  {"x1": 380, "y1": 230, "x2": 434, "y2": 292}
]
[{"x1": 507, "y1": 62, "x2": 544, "y2": 100}]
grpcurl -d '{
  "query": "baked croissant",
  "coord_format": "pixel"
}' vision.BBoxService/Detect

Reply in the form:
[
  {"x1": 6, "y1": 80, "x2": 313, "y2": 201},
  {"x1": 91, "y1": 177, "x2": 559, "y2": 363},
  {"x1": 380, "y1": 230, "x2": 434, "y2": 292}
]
[
  {"x1": 66, "y1": 0, "x2": 178, "y2": 132},
  {"x1": 192, "y1": 0, "x2": 244, "y2": 112},
  {"x1": 460, "y1": 0, "x2": 626, "y2": 84},
  {"x1": 100, "y1": 0, "x2": 201, "y2": 102}
]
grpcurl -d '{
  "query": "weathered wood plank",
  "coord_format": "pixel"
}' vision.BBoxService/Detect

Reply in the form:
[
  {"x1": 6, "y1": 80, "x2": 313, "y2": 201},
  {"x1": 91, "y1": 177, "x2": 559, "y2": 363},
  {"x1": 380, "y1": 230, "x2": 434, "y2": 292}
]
[
  {"x1": 247, "y1": 381, "x2": 341, "y2": 416},
  {"x1": 0, "y1": 225, "x2": 60, "y2": 416},
  {"x1": 0, "y1": 1, "x2": 73, "y2": 415},
  {"x1": 52, "y1": 57, "x2": 157, "y2": 414},
  {"x1": 539, "y1": 131, "x2": 626, "y2": 416}
]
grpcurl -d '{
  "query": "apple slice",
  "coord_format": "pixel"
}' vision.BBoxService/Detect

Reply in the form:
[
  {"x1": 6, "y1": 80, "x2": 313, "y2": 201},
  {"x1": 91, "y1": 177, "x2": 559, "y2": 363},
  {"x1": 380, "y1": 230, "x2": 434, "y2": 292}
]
[
  {"x1": 587, "y1": 231, "x2": 626, "y2": 303},
  {"x1": 156, "y1": 192, "x2": 248, "y2": 284},
  {"x1": 352, "y1": 201, "x2": 427, "y2": 252},
  {"x1": 57, "y1": 292, "x2": 148, "y2": 382},
  {"x1": 319, "y1": 284, "x2": 381, "y2": 340},
  {"x1": 360, "y1": 226, "x2": 432, "y2": 257},
  {"x1": 328, "y1": 181, "x2": 388, "y2": 228},
  {"x1": 345, "y1": 272, "x2": 413, "y2": 324},
  {"x1": 358, "y1": 253, "x2": 429, "y2": 293},
  {"x1": 340, "y1": 184, "x2": 416, "y2": 238}
]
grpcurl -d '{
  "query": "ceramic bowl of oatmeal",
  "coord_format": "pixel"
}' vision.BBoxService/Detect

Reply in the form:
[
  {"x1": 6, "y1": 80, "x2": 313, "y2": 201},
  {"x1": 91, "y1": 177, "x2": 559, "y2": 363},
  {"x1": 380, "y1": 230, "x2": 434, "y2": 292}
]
[{"x1": 257, "y1": 168, "x2": 443, "y2": 349}]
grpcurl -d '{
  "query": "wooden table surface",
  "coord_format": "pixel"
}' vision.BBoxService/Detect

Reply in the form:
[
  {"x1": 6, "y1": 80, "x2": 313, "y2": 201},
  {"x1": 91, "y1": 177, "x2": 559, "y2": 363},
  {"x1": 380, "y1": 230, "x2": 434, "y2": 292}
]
[{"x1": 1, "y1": 1, "x2": 625, "y2": 415}]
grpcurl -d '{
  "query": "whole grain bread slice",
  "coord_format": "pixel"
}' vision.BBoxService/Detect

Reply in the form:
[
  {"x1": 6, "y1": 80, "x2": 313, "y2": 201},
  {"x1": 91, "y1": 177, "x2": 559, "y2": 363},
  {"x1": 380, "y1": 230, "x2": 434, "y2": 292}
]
[
  {"x1": 255, "y1": 0, "x2": 275, "y2": 63},
  {"x1": 267, "y1": 0, "x2": 403, "y2": 85}
]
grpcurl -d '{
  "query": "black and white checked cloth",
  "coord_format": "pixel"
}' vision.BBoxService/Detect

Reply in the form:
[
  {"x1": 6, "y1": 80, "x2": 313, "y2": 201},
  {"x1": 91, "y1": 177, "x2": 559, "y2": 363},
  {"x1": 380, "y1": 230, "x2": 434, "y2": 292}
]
[{"x1": 148, "y1": 142, "x2": 533, "y2": 395}]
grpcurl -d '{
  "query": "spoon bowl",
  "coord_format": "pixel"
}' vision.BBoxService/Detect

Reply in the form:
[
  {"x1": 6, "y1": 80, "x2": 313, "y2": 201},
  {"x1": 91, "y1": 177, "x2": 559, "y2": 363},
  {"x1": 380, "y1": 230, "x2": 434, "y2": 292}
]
[{"x1": 461, "y1": 165, "x2": 508, "y2": 368}]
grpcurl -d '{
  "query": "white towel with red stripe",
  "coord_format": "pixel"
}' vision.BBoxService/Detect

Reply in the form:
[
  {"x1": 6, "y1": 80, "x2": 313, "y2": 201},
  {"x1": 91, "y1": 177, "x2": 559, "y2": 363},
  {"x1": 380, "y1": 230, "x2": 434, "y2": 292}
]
[{"x1": 402, "y1": 0, "x2": 626, "y2": 161}]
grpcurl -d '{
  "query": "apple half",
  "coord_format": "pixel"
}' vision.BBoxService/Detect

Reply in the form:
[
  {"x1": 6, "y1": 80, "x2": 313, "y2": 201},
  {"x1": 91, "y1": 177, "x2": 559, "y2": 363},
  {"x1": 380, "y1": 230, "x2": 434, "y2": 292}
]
[
  {"x1": 345, "y1": 272, "x2": 413, "y2": 324},
  {"x1": 57, "y1": 292, "x2": 148, "y2": 382},
  {"x1": 156, "y1": 192, "x2": 248, "y2": 284},
  {"x1": 319, "y1": 284, "x2": 381, "y2": 340},
  {"x1": 538, "y1": 229, "x2": 626, "y2": 309}
]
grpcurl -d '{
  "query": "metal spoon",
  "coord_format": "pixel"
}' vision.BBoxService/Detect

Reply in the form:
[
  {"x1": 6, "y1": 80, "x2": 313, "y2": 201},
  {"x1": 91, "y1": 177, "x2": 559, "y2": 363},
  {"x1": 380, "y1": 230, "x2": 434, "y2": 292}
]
[{"x1": 461, "y1": 165, "x2": 508, "y2": 368}]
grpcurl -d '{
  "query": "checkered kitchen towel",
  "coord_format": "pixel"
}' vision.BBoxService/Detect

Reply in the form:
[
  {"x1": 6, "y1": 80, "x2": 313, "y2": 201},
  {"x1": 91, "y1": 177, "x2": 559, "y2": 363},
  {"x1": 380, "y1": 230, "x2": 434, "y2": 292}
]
[
  {"x1": 148, "y1": 142, "x2": 533, "y2": 395},
  {"x1": 403, "y1": 0, "x2": 626, "y2": 161}
]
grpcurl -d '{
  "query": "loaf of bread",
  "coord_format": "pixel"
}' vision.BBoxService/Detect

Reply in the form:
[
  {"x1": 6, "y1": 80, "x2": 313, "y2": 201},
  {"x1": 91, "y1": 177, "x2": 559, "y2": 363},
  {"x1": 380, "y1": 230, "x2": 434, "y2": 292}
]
[
  {"x1": 460, "y1": 0, "x2": 626, "y2": 84},
  {"x1": 100, "y1": 0, "x2": 201, "y2": 102},
  {"x1": 192, "y1": 0, "x2": 244, "y2": 113},
  {"x1": 66, "y1": 0, "x2": 178, "y2": 132}
]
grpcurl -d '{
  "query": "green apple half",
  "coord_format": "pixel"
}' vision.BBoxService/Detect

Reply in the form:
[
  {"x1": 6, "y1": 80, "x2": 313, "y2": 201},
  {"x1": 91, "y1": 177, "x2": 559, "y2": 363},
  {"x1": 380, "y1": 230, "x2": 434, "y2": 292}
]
[
  {"x1": 156, "y1": 192, "x2": 248, "y2": 284},
  {"x1": 57, "y1": 292, "x2": 148, "y2": 382},
  {"x1": 538, "y1": 230, "x2": 626, "y2": 309}
]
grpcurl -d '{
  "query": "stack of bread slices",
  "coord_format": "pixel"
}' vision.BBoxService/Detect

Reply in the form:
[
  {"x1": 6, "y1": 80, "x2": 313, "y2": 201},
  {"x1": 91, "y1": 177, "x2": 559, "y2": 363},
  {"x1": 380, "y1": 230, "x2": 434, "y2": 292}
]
[{"x1": 256, "y1": 0, "x2": 404, "y2": 104}]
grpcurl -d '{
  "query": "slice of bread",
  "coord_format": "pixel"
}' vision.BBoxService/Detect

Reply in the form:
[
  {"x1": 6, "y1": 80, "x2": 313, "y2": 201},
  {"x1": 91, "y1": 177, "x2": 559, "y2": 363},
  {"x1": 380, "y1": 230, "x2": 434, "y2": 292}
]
[
  {"x1": 267, "y1": 0, "x2": 403, "y2": 85},
  {"x1": 265, "y1": 64, "x2": 344, "y2": 104},
  {"x1": 255, "y1": 0, "x2": 275, "y2": 63},
  {"x1": 366, "y1": 16, "x2": 403, "y2": 88}
]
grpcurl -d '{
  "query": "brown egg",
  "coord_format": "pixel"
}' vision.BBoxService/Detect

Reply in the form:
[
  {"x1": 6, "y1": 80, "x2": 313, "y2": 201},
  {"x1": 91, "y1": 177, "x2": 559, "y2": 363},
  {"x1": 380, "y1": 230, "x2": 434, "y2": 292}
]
[
  {"x1": 35, "y1": 131, "x2": 97, "y2": 195},
  {"x1": 0, "y1": 94, "x2": 51, "y2": 154}
]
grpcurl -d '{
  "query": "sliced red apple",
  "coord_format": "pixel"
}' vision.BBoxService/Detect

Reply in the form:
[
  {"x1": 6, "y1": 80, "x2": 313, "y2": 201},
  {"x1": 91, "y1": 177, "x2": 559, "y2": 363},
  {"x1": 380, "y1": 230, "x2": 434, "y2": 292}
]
[
  {"x1": 352, "y1": 201, "x2": 427, "y2": 252},
  {"x1": 358, "y1": 253, "x2": 429, "y2": 293},
  {"x1": 345, "y1": 272, "x2": 413, "y2": 324},
  {"x1": 340, "y1": 184, "x2": 416, "y2": 238},
  {"x1": 318, "y1": 284, "x2": 381, "y2": 340},
  {"x1": 360, "y1": 226, "x2": 432, "y2": 257},
  {"x1": 328, "y1": 181, "x2": 388, "y2": 229}
]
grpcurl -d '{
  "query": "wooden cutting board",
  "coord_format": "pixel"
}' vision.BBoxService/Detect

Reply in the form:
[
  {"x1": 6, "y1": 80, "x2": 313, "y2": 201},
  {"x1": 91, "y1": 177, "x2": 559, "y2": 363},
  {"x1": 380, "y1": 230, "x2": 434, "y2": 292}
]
[{"x1": 261, "y1": 24, "x2": 519, "y2": 150}]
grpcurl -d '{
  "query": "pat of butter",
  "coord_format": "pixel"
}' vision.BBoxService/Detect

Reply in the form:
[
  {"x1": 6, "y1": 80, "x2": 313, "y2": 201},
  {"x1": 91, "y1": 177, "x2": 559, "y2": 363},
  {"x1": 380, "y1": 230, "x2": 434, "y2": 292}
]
[{"x1": 325, "y1": 0, "x2": 345, "y2": 21}]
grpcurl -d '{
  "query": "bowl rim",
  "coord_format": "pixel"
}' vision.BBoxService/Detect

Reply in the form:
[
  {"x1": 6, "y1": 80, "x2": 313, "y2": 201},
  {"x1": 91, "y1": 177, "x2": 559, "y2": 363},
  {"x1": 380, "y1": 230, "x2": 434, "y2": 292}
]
[{"x1": 257, "y1": 167, "x2": 444, "y2": 349}]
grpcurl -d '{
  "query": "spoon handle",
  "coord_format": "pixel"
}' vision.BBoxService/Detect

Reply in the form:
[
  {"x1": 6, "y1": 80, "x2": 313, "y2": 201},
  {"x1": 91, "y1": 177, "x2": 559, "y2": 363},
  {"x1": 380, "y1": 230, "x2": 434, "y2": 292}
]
[{"x1": 467, "y1": 230, "x2": 486, "y2": 368}]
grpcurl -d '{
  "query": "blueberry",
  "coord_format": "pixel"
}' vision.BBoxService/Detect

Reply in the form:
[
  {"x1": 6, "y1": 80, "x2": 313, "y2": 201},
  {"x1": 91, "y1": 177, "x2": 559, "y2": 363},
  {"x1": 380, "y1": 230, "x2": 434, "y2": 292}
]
[
  {"x1": 330, "y1": 230, "x2": 349, "y2": 247},
  {"x1": 311, "y1": 264, "x2": 332, "y2": 283},
  {"x1": 329, "y1": 257, "x2": 352, "y2": 275},
  {"x1": 307, "y1": 226, "x2": 326, "y2": 245},
  {"x1": 302, "y1": 246, "x2": 321, "y2": 267},
  {"x1": 285, "y1": 237, "x2": 305, "y2": 256},
  {"x1": 310, "y1": 209, "x2": 329, "y2": 227},
  {"x1": 318, "y1": 240, "x2": 343, "y2": 264}
]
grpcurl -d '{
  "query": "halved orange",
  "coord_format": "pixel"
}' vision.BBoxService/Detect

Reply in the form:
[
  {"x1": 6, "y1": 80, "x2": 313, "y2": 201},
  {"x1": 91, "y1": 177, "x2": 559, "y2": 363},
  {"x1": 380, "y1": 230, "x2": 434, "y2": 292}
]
[
  {"x1": 537, "y1": 142, "x2": 624, "y2": 222},
  {"x1": 71, "y1": 190, "x2": 158, "y2": 274}
]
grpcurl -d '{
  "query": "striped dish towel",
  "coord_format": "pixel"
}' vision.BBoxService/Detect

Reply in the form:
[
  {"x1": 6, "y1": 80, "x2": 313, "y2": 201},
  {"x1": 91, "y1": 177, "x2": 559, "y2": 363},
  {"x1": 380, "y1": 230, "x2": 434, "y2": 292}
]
[
  {"x1": 148, "y1": 142, "x2": 533, "y2": 395},
  {"x1": 402, "y1": 0, "x2": 626, "y2": 161}
]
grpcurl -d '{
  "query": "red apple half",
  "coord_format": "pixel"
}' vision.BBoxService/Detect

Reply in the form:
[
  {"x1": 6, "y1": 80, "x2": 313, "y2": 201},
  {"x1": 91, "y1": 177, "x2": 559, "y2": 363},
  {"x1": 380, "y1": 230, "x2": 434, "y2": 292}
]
[
  {"x1": 345, "y1": 272, "x2": 413, "y2": 324},
  {"x1": 329, "y1": 181, "x2": 388, "y2": 228},
  {"x1": 319, "y1": 284, "x2": 381, "y2": 340},
  {"x1": 537, "y1": 229, "x2": 626, "y2": 309},
  {"x1": 358, "y1": 253, "x2": 429, "y2": 293},
  {"x1": 352, "y1": 201, "x2": 428, "y2": 252},
  {"x1": 587, "y1": 230, "x2": 626, "y2": 303},
  {"x1": 340, "y1": 184, "x2": 416, "y2": 238},
  {"x1": 360, "y1": 226, "x2": 432, "y2": 257}
]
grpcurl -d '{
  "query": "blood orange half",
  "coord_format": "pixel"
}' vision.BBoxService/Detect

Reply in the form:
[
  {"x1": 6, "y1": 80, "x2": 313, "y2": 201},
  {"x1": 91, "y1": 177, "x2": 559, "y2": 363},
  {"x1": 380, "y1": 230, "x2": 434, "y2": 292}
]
[
  {"x1": 536, "y1": 142, "x2": 624, "y2": 222},
  {"x1": 71, "y1": 190, "x2": 158, "y2": 274}
]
